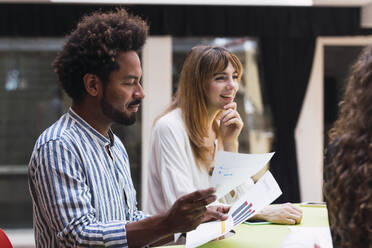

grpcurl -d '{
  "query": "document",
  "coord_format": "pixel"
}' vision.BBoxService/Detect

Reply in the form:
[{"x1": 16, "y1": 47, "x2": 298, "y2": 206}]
[
  {"x1": 210, "y1": 151, "x2": 275, "y2": 199},
  {"x1": 284, "y1": 227, "x2": 333, "y2": 248},
  {"x1": 186, "y1": 171, "x2": 282, "y2": 248}
]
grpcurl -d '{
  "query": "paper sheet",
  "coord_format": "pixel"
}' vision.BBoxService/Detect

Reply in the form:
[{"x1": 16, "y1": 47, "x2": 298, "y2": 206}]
[
  {"x1": 284, "y1": 227, "x2": 333, "y2": 248},
  {"x1": 210, "y1": 151, "x2": 275, "y2": 199},
  {"x1": 228, "y1": 171, "x2": 282, "y2": 227},
  {"x1": 186, "y1": 171, "x2": 282, "y2": 248},
  {"x1": 185, "y1": 218, "x2": 234, "y2": 248}
]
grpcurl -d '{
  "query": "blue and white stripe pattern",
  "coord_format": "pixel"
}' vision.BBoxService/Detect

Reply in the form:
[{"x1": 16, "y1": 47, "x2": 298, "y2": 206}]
[{"x1": 28, "y1": 108, "x2": 148, "y2": 247}]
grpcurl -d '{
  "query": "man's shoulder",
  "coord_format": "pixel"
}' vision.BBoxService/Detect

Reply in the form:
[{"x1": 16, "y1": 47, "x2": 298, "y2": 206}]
[{"x1": 34, "y1": 113, "x2": 77, "y2": 150}]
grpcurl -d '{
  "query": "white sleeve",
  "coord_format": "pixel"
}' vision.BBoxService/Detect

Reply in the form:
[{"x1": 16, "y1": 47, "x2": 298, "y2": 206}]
[{"x1": 152, "y1": 118, "x2": 198, "y2": 208}]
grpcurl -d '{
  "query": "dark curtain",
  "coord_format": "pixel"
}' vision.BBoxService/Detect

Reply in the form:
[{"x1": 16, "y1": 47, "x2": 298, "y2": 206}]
[
  {"x1": 0, "y1": 3, "x2": 370, "y2": 203},
  {"x1": 260, "y1": 37, "x2": 315, "y2": 202}
]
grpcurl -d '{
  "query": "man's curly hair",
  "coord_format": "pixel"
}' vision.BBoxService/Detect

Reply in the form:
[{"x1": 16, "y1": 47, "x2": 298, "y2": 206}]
[
  {"x1": 53, "y1": 8, "x2": 148, "y2": 103},
  {"x1": 324, "y1": 45, "x2": 372, "y2": 248}
]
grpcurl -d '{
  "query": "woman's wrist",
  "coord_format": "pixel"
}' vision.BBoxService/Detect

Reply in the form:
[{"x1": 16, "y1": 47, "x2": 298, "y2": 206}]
[
  {"x1": 249, "y1": 212, "x2": 266, "y2": 222},
  {"x1": 223, "y1": 140, "x2": 239, "y2": 152}
]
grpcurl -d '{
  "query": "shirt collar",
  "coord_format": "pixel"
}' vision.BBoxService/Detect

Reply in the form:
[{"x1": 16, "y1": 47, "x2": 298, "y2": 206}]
[{"x1": 68, "y1": 108, "x2": 115, "y2": 147}]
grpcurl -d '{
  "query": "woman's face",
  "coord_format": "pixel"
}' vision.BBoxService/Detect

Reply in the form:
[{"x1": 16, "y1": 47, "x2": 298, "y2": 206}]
[{"x1": 206, "y1": 61, "x2": 239, "y2": 111}]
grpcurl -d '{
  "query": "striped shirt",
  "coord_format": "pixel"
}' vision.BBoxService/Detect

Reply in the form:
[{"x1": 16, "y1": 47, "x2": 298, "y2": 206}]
[{"x1": 28, "y1": 108, "x2": 148, "y2": 247}]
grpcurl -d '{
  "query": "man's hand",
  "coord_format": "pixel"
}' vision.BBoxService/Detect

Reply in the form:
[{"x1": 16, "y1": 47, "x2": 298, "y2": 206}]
[
  {"x1": 202, "y1": 205, "x2": 230, "y2": 222},
  {"x1": 126, "y1": 188, "x2": 216, "y2": 247},
  {"x1": 254, "y1": 203, "x2": 303, "y2": 224},
  {"x1": 164, "y1": 188, "x2": 217, "y2": 233}
]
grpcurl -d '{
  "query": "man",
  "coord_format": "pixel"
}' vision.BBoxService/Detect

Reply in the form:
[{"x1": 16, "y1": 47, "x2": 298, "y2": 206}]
[{"x1": 28, "y1": 9, "x2": 228, "y2": 247}]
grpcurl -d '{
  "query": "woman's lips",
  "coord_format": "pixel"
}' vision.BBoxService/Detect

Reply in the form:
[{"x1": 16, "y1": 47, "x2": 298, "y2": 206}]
[{"x1": 220, "y1": 95, "x2": 233, "y2": 103}]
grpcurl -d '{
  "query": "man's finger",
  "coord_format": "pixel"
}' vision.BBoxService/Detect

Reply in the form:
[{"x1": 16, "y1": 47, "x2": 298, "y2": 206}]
[
  {"x1": 192, "y1": 194, "x2": 217, "y2": 207},
  {"x1": 217, "y1": 205, "x2": 231, "y2": 214},
  {"x1": 180, "y1": 188, "x2": 216, "y2": 203},
  {"x1": 206, "y1": 208, "x2": 228, "y2": 221}
]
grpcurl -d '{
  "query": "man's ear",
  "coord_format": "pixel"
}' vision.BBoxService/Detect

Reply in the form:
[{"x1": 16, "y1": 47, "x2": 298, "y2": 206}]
[{"x1": 83, "y1": 73, "x2": 103, "y2": 97}]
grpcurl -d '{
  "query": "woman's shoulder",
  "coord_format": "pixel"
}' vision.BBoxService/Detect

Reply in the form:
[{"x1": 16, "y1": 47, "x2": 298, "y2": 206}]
[
  {"x1": 154, "y1": 108, "x2": 185, "y2": 134},
  {"x1": 156, "y1": 108, "x2": 183, "y2": 127}
]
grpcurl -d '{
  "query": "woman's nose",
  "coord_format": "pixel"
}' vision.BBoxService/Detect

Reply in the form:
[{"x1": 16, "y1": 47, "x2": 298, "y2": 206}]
[{"x1": 226, "y1": 77, "x2": 238, "y2": 90}]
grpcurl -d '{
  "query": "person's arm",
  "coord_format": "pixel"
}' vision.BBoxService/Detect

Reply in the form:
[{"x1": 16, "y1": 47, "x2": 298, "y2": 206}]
[
  {"x1": 30, "y1": 141, "x2": 133, "y2": 247},
  {"x1": 31, "y1": 141, "x2": 222, "y2": 247},
  {"x1": 130, "y1": 203, "x2": 230, "y2": 248},
  {"x1": 219, "y1": 103, "x2": 302, "y2": 225},
  {"x1": 250, "y1": 203, "x2": 303, "y2": 224},
  {"x1": 218, "y1": 176, "x2": 302, "y2": 225},
  {"x1": 219, "y1": 102, "x2": 243, "y2": 152},
  {"x1": 150, "y1": 117, "x2": 206, "y2": 207},
  {"x1": 148, "y1": 116, "x2": 230, "y2": 225},
  {"x1": 126, "y1": 188, "x2": 217, "y2": 247}
]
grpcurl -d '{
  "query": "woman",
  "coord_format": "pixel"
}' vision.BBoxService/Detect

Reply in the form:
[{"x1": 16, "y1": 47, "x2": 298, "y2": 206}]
[
  {"x1": 145, "y1": 46, "x2": 302, "y2": 225},
  {"x1": 324, "y1": 45, "x2": 372, "y2": 247}
]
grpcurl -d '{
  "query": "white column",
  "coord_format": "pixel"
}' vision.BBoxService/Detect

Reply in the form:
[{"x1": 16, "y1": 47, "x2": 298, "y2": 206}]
[
  {"x1": 361, "y1": 2, "x2": 372, "y2": 28},
  {"x1": 295, "y1": 38, "x2": 324, "y2": 202},
  {"x1": 141, "y1": 36, "x2": 172, "y2": 208}
]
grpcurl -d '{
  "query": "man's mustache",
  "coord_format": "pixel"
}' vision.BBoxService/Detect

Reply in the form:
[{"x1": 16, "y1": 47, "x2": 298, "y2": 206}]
[{"x1": 128, "y1": 99, "x2": 142, "y2": 106}]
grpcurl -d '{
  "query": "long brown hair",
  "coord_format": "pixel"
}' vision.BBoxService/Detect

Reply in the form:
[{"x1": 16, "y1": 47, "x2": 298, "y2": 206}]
[
  {"x1": 325, "y1": 45, "x2": 372, "y2": 247},
  {"x1": 159, "y1": 46, "x2": 243, "y2": 169}
]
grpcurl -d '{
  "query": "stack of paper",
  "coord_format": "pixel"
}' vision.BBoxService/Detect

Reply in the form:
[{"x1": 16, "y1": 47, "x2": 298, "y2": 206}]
[
  {"x1": 186, "y1": 151, "x2": 282, "y2": 248},
  {"x1": 283, "y1": 227, "x2": 333, "y2": 248}
]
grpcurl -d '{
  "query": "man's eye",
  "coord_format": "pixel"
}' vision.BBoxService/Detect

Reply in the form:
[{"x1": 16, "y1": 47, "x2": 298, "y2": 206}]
[{"x1": 123, "y1": 80, "x2": 135, "y2": 85}]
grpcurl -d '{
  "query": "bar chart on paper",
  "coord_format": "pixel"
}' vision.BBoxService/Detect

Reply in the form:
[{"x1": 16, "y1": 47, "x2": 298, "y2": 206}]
[
  {"x1": 231, "y1": 201, "x2": 256, "y2": 226},
  {"x1": 186, "y1": 171, "x2": 282, "y2": 248}
]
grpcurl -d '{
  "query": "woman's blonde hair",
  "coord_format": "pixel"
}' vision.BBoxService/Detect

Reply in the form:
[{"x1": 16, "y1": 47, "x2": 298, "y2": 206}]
[{"x1": 160, "y1": 45, "x2": 243, "y2": 169}]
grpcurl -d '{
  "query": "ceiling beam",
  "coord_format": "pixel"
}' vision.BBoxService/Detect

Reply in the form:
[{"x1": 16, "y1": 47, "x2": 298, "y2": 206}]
[
  {"x1": 314, "y1": 0, "x2": 372, "y2": 6},
  {"x1": 0, "y1": 0, "x2": 371, "y2": 7},
  {"x1": 50, "y1": 0, "x2": 313, "y2": 5}
]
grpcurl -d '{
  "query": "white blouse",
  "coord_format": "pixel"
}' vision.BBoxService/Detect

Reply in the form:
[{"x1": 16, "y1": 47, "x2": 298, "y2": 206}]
[{"x1": 144, "y1": 108, "x2": 253, "y2": 214}]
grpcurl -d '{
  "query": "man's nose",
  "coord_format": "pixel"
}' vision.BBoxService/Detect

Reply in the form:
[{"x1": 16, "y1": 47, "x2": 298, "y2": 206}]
[{"x1": 134, "y1": 83, "x2": 145, "y2": 99}]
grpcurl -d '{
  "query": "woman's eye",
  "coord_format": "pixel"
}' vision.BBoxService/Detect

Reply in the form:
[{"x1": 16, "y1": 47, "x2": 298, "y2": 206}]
[{"x1": 215, "y1": 77, "x2": 225, "y2": 81}]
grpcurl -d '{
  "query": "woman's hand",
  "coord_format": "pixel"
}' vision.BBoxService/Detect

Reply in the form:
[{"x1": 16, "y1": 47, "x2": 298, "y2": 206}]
[
  {"x1": 253, "y1": 203, "x2": 303, "y2": 225},
  {"x1": 219, "y1": 102, "x2": 243, "y2": 152}
]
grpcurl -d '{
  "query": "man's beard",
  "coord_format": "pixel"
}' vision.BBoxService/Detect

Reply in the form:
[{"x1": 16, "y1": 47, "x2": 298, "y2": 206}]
[{"x1": 100, "y1": 95, "x2": 140, "y2": 126}]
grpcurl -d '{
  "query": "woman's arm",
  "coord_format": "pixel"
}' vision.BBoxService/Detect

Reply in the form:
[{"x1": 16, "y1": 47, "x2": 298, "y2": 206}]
[
  {"x1": 219, "y1": 102, "x2": 243, "y2": 152},
  {"x1": 251, "y1": 203, "x2": 303, "y2": 224}
]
